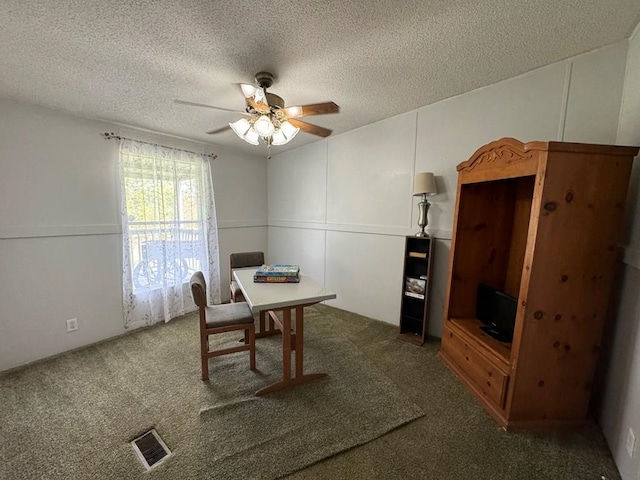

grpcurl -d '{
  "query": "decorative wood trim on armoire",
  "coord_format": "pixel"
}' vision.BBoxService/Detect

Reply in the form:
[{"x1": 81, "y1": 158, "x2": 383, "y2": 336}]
[{"x1": 438, "y1": 137, "x2": 639, "y2": 429}]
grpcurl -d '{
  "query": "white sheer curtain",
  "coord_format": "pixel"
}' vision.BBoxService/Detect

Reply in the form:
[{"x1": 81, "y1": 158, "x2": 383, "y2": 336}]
[{"x1": 118, "y1": 138, "x2": 220, "y2": 328}]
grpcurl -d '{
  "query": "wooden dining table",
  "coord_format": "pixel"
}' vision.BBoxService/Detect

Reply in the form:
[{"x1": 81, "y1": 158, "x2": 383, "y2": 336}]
[{"x1": 232, "y1": 268, "x2": 337, "y2": 396}]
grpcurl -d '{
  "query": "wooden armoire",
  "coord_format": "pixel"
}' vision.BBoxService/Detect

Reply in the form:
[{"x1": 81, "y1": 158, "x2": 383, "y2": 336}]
[{"x1": 438, "y1": 137, "x2": 638, "y2": 429}]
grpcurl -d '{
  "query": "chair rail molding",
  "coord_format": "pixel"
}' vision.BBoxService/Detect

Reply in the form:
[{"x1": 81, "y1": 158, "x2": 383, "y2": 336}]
[
  {"x1": 268, "y1": 220, "x2": 452, "y2": 240},
  {"x1": 0, "y1": 224, "x2": 121, "y2": 239},
  {"x1": 217, "y1": 220, "x2": 267, "y2": 229}
]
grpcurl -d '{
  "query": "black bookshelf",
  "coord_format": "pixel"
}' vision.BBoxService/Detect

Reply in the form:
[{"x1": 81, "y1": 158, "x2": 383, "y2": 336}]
[{"x1": 398, "y1": 236, "x2": 434, "y2": 345}]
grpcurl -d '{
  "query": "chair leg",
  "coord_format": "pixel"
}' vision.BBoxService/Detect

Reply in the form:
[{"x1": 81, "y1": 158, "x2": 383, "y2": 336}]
[{"x1": 201, "y1": 333, "x2": 209, "y2": 381}]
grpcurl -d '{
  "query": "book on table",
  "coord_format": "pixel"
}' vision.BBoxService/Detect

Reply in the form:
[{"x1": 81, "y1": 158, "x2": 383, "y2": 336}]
[
  {"x1": 253, "y1": 275, "x2": 301, "y2": 283},
  {"x1": 254, "y1": 264, "x2": 300, "y2": 276},
  {"x1": 253, "y1": 264, "x2": 300, "y2": 283},
  {"x1": 255, "y1": 264, "x2": 300, "y2": 276}
]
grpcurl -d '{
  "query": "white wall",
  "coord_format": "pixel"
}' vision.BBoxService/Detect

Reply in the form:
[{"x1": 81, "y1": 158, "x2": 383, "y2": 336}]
[
  {"x1": 0, "y1": 99, "x2": 267, "y2": 371},
  {"x1": 601, "y1": 25, "x2": 640, "y2": 480},
  {"x1": 268, "y1": 42, "x2": 629, "y2": 337},
  {"x1": 0, "y1": 30, "x2": 637, "y2": 480}
]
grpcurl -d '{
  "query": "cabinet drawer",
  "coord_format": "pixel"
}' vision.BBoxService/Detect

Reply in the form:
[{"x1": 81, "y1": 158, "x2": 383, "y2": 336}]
[{"x1": 442, "y1": 325, "x2": 509, "y2": 409}]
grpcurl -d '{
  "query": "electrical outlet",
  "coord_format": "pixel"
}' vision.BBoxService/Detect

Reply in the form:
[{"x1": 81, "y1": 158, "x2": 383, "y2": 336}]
[
  {"x1": 626, "y1": 428, "x2": 636, "y2": 458},
  {"x1": 66, "y1": 318, "x2": 78, "y2": 332}
]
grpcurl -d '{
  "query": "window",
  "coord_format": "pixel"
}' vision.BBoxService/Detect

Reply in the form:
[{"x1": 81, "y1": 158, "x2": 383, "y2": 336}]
[
  {"x1": 119, "y1": 138, "x2": 220, "y2": 327},
  {"x1": 123, "y1": 155, "x2": 204, "y2": 289}
]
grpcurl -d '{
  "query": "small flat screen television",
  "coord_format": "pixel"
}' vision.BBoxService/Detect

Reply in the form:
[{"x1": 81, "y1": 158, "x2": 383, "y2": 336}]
[{"x1": 476, "y1": 283, "x2": 517, "y2": 343}]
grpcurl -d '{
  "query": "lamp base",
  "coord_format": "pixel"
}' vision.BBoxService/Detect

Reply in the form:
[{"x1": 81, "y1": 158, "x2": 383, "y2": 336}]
[{"x1": 415, "y1": 198, "x2": 431, "y2": 238}]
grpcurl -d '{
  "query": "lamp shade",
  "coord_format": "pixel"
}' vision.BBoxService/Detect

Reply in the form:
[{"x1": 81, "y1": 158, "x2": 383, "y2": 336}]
[{"x1": 413, "y1": 172, "x2": 437, "y2": 196}]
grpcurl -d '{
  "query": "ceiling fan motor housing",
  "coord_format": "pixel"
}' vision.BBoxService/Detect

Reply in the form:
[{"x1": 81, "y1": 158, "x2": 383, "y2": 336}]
[
  {"x1": 266, "y1": 93, "x2": 285, "y2": 109},
  {"x1": 255, "y1": 71, "x2": 274, "y2": 89}
]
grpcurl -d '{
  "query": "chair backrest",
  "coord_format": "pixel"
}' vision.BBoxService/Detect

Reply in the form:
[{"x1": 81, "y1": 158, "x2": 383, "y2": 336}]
[
  {"x1": 190, "y1": 271, "x2": 207, "y2": 308},
  {"x1": 230, "y1": 251, "x2": 265, "y2": 270}
]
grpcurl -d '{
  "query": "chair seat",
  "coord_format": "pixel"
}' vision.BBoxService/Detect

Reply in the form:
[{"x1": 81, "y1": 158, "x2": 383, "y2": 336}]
[
  {"x1": 205, "y1": 302, "x2": 254, "y2": 328},
  {"x1": 191, "y1": 270, "x2": 256, "y2": 381}
]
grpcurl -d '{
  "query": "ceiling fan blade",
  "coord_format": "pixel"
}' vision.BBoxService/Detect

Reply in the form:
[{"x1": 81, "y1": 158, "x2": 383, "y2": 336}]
[
  {"x1": 174, "y1": 99, "x2": 249, "y2": 115},
  {"x1": 236, "y1": 83, "x2": 270, "y2": 113},
  {"x1": 288, "y1": 119, "x2": 332, "y2": 137},
  {"x1": 284, "y1": 102, "x2": 340, "y2": 118},
  {"x1": 246, "y1": 96, "x2": 270, "y2": 114},
  {"x1": 206, "y1": 125, "x2": 232, "y2": 135}
]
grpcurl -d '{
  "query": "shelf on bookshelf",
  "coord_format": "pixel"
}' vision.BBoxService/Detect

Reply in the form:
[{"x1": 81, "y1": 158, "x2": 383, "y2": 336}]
[
  {"x1": 401, "y1": 313, "x2": 424, "y2": 323},
  {"x1": 397, "y1": 331, "x2": 424, "y2": 345}
]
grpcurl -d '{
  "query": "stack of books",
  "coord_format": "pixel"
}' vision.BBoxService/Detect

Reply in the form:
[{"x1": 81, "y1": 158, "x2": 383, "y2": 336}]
[{"x1": 253, "y1": 264, "x2": 301, "y2": 283}]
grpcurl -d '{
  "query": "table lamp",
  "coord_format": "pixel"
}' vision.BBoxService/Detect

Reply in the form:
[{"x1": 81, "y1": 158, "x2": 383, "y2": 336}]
[{"x1": 412, "y1": 172, "x2": 437, "y2": 237}]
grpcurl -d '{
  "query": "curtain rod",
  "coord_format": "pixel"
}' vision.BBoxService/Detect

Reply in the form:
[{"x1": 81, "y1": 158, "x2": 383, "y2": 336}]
[{"x1": 102, "y1": 132, "x2": 217, "y2": 159}]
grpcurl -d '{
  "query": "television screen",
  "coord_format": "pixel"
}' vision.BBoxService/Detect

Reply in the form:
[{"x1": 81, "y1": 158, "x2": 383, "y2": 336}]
[{"x1": 476, "y1": 283, "x2": 517, "y2": 343}]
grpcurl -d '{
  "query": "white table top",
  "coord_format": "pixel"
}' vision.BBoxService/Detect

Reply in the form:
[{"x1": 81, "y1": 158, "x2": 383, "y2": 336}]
[{"x1": 233, "y1": 268, "x2": 336, "y2": 313}]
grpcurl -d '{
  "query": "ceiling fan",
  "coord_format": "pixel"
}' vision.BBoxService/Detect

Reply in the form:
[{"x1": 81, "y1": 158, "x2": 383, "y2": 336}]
[{"x1": 175, "y1": 71, "x2": 339, "y2": 150}]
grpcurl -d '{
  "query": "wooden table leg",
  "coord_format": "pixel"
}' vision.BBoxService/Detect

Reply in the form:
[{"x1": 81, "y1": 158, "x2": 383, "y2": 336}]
[
  {"x1": 255, "y1": 310, "x2": 282, "y2": 338},
  {"x1": 255, "y1": 306, "x2": 327, "y2": 396},
  {"x1": 295, "y1": 306, "x2": 303, "y2": 378},
  {"x1": 282, "y1": 308, "x2": 292, "y2": 381}
]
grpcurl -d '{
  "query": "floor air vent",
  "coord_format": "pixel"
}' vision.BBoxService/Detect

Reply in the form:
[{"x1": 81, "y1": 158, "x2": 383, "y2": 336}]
[{"x1": 131, "y1": 429, "x2": 171, "y2": 470}]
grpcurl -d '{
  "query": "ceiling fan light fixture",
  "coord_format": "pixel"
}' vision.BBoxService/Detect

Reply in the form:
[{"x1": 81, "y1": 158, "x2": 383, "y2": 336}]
[
  {"x1": 271, "y1": 130, "x2": 287, "y2": 145},
  {"x1": 280, "y1": 121, "x2": 300, "y2": 140},
  {"x1": 240, "y1": 84, "x2": 257, "y2": 98},
  {"x1": 244, "y1": 128, "x2": 260, "y2": 145},
  {"x1": 229, "y1": 118, "x2": 259, "y2": 145},
  {"x1": 253, "y1": 115, "x2": 275, "y2": 136},
  {"x1": 271, "y1": 121, "x2": 300, "y2": 146},
  {"x1": 229, "y1": 117, "x2": 251, "y2": 136}
]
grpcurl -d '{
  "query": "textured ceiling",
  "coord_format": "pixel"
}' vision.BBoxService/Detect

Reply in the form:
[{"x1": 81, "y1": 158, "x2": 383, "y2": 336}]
[{"x1": 1, "y1": 1, "x2": 639, "y2": 156}]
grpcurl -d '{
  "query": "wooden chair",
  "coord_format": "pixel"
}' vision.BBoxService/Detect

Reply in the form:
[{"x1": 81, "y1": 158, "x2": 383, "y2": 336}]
[
  {"x1": 229, "y1": 251, "x2": 265, "y2": 303},
  {"x1": 190, "y1": 271, "x2": 256, "y2": 381}
]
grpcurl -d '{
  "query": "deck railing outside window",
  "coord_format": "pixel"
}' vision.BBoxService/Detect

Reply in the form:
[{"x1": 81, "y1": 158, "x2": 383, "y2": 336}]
[{"x1": 128, "y1": 221, "x2": 204, "y2": 290}]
